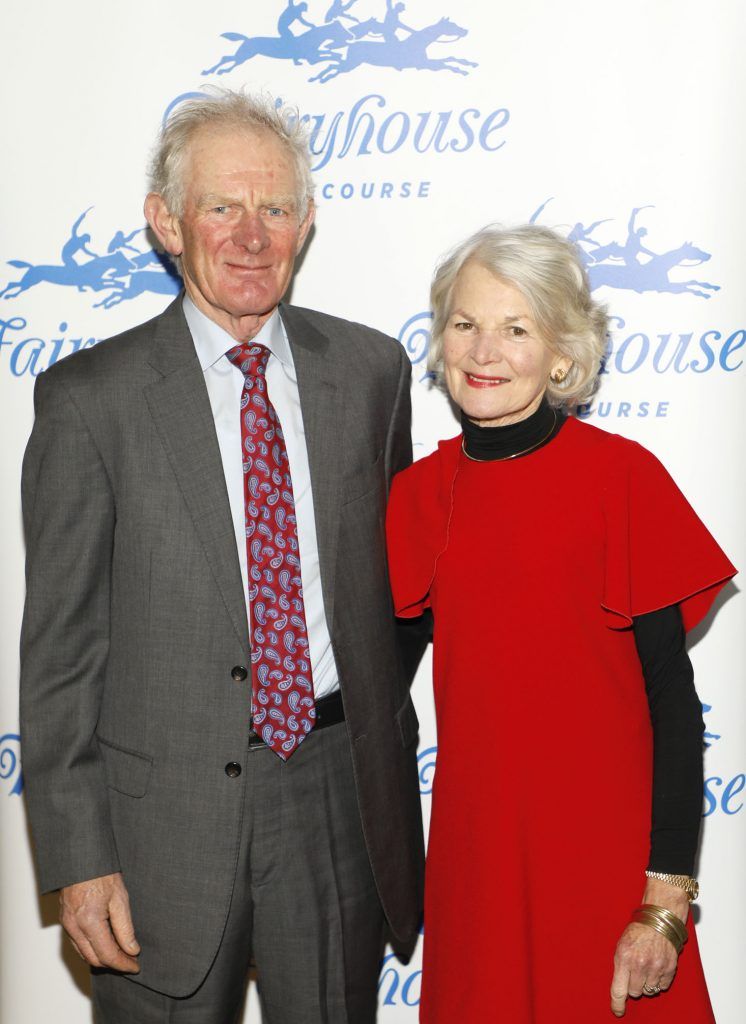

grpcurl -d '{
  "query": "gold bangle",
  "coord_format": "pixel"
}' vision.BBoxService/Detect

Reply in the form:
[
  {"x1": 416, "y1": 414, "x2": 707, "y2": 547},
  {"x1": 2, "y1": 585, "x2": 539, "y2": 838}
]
[
  {"x1": 632, "y1": 913, "x2": 683, "y2": 954},
  {"x1": 635, "y1": 909, "x2": 686, "y2": 944},
  {"x1": 635, "y1": 904, "x2": 688, "y2": 945},
  {"x1": 631, "y1": 904, "x2": 688, "y2": 954}
]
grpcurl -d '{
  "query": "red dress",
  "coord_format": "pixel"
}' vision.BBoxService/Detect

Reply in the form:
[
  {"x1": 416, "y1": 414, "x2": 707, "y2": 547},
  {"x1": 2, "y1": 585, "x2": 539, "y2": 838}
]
[{"x1": 386, "y1": 418, "x2": 735, "y2": 1024}]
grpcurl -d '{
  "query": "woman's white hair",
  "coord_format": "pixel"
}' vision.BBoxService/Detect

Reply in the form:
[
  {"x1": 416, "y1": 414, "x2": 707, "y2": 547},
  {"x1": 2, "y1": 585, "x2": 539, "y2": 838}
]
[
  {"x1": 428, "y1": 224, "x2": 608, "y2": 407},
  {"x1": 148, "y1": 88, "x2": 315, "y2": 219}
]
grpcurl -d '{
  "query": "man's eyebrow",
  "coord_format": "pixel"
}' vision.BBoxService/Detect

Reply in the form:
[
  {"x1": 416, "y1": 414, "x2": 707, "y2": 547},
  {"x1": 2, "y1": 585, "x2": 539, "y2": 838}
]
[
  {"x1": 196, "y1": 192, "x2": 299, "y2": 208},
  {"x1": 197, "y1": 193, "x2": 235, "y2": 207},
  {"x1": 262, "y1": 193, "x2": 299, "y2": 210}
]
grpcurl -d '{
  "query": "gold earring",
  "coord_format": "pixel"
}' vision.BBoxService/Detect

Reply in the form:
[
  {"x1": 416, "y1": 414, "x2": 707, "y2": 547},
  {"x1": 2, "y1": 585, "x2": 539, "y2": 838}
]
[{"x1": 550, "y1": 367, "x2": 568, "y2": 384}]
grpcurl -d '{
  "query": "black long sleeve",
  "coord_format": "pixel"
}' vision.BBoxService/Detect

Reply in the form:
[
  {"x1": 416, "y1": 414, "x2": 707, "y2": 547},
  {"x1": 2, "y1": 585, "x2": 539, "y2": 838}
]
[
  {"x1": 633, "y1": 604, "x2": 704, "y2": 876},
  {"x1": 396, "y1": 609, "x2": 433, "y2": 686}
]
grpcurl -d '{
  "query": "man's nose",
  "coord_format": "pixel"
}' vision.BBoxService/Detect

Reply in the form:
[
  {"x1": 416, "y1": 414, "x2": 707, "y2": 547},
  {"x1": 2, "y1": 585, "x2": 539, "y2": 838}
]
[{"x1": 233, "y1": 210, "x2": 270, "y2": 253}]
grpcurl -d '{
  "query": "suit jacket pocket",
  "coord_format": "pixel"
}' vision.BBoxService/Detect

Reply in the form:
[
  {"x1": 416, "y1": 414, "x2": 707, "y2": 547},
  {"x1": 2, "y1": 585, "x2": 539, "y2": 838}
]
[
  {"x1": 395, "y1": 693, "x2": 420, "y2": 749},
  {"x1": 341, "y1": 451, "x2": 384, "y2": 506},
  {"x1": 98, "y1": 736, "x2": 153, "y2": 798}
]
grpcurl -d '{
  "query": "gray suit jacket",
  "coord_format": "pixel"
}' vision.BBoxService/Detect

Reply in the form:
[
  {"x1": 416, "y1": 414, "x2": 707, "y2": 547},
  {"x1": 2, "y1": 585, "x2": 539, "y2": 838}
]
[{"x1": 20, "y1": 297, "x2": 424, "y2": 996}]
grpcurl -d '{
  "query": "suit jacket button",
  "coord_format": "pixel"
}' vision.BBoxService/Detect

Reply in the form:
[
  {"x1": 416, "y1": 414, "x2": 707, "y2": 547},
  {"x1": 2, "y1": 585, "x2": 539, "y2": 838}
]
[
  {"x1": 231, "y1": 665, "x2": 248, "y2": 681},
  {"x1": 224, "y1": 762, "x2": 242, "y2": 778}
]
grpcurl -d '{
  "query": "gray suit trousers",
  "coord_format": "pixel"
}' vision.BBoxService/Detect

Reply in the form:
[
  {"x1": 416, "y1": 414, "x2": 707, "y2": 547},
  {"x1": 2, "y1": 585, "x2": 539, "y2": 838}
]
[{"x1": 92, "y1": 721, "x2": 384, "y2": 1023}]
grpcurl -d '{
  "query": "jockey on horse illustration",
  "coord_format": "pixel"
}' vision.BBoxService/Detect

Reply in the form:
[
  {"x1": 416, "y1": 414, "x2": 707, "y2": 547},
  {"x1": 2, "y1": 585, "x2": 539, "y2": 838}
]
[
  {"x1": 202, "y1": 19, "x2": 353, "y2": 75},
  {"x1": 0, "y1": 217, "x2": 181, "y2": 305},
  {"x1": 309, "y1": 17, "x2": 477, "y2": 82},
  {"x1": 201, "y1": 1, "x2": 476, "y2": 80},
  {"x1": 530, "y1": 199, "x2": 720, "y2": 298}
]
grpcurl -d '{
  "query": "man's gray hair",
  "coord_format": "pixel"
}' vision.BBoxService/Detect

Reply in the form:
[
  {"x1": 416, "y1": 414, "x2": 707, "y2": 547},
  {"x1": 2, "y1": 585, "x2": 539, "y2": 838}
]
[
  {"x1": 148, "y1": 88, "x2": 315, "y2": 219},
  {"x1": 428, "y1": 224, "x2": 608, "y2": 408}
]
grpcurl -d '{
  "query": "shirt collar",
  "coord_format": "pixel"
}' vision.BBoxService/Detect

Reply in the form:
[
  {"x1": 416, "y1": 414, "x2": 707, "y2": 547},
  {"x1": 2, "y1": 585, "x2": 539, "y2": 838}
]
[{"x1": 183, "y1": 295, "x2": 292, "y2": 372}]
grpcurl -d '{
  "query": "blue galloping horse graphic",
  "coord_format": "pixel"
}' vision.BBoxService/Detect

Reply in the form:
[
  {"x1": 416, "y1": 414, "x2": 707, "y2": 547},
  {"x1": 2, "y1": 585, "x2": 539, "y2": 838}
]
[
  {"x1": 203, "y1": 20, "x2": 354, "y2": 75},
  {"x1": 202, "y1": 0, "x2": 477, "y2": 82},
  {"x1": 310, "y1": 16, "x2": 475, "y2": 82},
  {"x1": 0, "y1": 208, "x2": 182, "y2": 308},
  {"x1": 531, "y1": 200, "x2": 720, "y2": 299}
]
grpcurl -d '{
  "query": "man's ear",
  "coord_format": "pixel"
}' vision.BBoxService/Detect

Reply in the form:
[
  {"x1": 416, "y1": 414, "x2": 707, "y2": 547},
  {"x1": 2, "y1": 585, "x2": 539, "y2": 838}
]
[{"x1": 144, "y1": 193, "x2": 183, "y2": 258}]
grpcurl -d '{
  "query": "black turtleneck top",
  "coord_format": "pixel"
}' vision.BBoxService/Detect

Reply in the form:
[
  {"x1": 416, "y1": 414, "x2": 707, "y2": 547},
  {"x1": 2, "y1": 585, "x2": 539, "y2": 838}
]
[
  {"x1": 459, "y1": 395, "x2": 565, "y2": 460},
  {"x1": 396, "y1": 398, "x2": 703, "y2": 876}
]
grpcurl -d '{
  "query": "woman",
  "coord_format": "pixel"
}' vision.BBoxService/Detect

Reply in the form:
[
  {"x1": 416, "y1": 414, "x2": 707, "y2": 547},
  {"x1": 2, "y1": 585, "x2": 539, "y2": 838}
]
[{"x1": 386, "y1": 225, "x2": 736, "y2": 1022}]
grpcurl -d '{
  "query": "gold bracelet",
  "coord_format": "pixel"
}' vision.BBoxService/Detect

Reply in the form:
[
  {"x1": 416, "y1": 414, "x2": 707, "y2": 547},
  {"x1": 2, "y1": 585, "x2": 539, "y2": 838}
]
[
  {"x1": 632, "y1": 912, "x2": 684, "y2": 954},
  {"x1": 636, "y1": 904, "x2": 688, "y2": 946},
  {"x1": 631, "y1": 905, "x2": 688, "y2": 954}
]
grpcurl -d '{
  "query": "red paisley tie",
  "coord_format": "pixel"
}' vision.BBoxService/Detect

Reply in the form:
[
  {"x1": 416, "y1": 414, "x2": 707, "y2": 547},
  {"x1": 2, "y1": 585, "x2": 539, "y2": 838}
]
[{"x1": 226, "y1": 342, "x2": 316, "y2": 760}]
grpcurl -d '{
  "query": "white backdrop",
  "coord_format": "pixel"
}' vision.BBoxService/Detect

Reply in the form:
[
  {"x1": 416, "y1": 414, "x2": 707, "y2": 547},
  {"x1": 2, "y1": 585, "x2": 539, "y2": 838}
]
[{"x1": 1, "y1": 1, "x2": 744, "y2": 1020}]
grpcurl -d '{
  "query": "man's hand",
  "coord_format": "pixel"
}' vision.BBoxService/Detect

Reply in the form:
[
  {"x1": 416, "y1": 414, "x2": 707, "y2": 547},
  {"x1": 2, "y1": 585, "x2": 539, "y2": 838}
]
[
  {"x1": 609, "y1": 877, "x2": 689, "y2": 1016},
  {"x1": 59, "y1": 872, "x2": 140, "y2": 972}
]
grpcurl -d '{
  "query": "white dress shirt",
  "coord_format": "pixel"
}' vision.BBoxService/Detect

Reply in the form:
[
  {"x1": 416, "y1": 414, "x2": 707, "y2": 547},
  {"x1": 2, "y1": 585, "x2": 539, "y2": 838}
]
[{"x1": 183, "y1": 296, "x2": 339, "y2": 699}]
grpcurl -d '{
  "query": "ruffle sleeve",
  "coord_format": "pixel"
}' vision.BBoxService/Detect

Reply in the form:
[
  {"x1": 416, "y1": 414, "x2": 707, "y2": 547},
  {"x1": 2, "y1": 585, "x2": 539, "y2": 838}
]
[
  {"x1": 386, "y1": 436, "x2": 461, "y2": 618},
  {"x1": 601, "y1": 439, "x2": 736, "y2": 631}
]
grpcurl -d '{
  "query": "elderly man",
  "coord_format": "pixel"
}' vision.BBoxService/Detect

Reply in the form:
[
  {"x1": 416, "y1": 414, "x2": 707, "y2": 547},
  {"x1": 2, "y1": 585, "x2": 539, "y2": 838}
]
[{"x1": 20, "y1": 90, "x2": 423, "y2": 1023}]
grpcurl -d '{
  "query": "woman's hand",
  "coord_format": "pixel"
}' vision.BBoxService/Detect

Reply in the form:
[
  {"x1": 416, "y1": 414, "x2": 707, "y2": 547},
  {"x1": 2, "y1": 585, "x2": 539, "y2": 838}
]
[{"x1": 609, "y1": 877, "x2": 690, "y2": 1017}]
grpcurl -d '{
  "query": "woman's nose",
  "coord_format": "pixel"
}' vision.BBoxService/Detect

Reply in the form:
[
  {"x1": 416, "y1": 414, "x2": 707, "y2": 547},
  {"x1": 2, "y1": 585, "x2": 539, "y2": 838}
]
[{"x1": 470, "y1": 330, "x2": 504, "y2": 365}]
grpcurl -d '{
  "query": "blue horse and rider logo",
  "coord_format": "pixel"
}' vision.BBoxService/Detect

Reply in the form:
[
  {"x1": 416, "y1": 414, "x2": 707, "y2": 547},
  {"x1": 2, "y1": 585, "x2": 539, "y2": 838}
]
[
  {"x1": 531, "y1": 199, "x2": 720, "y2": 299},
  {"x1": 202, "y1": 0, "x2": 477, "y2": 83},
  {"x1": 0, "y1": 208, "x2": 181, "y2": 308}
]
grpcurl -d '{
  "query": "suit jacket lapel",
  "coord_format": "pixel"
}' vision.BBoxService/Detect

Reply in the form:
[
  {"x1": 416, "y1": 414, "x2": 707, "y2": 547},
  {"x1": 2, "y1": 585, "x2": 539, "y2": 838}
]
[
  {"x1": 143, "y1": 299, "x2": 249, "y2": 650},
  {"x1": 281, "y1": 304, "x2": 344, "y2": 632}
]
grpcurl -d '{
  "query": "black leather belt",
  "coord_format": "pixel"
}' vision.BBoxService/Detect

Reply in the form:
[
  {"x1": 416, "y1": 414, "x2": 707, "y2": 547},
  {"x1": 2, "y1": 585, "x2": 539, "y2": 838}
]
[{"x1": 248, "y1": 690, "x2": 345, "y2": 750}]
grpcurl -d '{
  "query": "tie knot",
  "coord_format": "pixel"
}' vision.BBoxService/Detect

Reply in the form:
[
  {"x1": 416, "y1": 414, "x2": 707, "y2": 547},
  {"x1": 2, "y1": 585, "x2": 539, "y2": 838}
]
[{"x1": 226, "y1": 342, "x2": 271, "y2": 379}]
